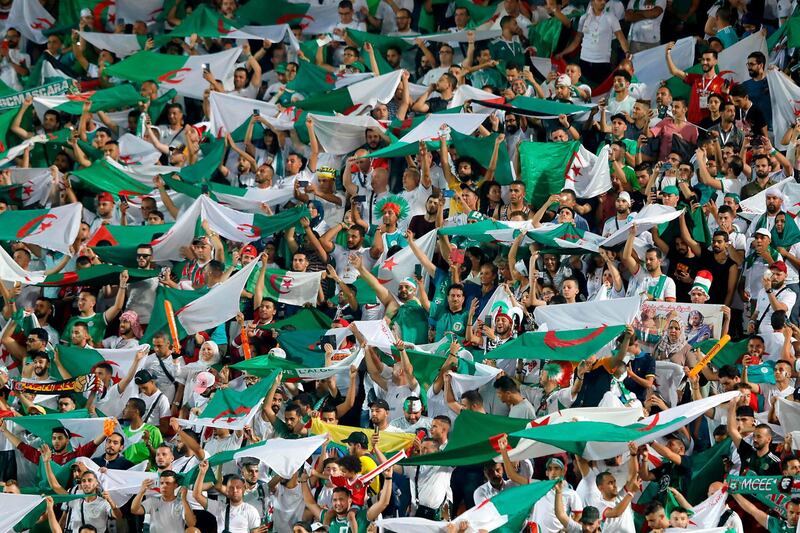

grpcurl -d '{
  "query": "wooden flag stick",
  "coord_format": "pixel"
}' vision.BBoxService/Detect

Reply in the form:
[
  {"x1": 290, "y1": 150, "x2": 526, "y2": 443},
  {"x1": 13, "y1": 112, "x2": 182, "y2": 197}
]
[{"x1": 688, "y1": 334, "x2": 731, "y2": 378}]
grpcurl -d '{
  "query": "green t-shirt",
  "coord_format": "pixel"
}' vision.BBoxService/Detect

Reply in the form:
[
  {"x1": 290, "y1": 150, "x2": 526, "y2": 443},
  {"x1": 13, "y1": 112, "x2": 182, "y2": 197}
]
[
  {"x1": 321, "y1": 508, "x2": 370, "y2": 533},
  {"x1": 768, "y1": 516, "x2": 795, "y2": 533},
  {"x1": 123, "y1": 424, "x2": 162, "y2": 465},
  {"x1": 391, "y1": 300, "x2": 429, "y2": 345},
  {"x1": 716, "y1": 26, "x2": 739, "y2": 49},
  {"x1": 433, "y1": 308, "x2": 469, "y2": 341},
  {"x1": 488, "y1": 38, "x2": 526, "y2": 67},
  {"x1": 272, "y1": 418, "x2": 301, "y2": 439},
  {"x1": 469, "y1": 67, "x2": 507, "y2": 90},
  {"x1": 62, "y1": 312, "x2": 107, "y2": 345}
]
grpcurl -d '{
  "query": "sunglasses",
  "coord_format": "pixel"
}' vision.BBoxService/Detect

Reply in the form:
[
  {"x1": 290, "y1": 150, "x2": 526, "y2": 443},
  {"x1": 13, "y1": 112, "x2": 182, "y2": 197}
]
[{"x1": 136, "y1": 253, "x2": 151, "y2": 258}]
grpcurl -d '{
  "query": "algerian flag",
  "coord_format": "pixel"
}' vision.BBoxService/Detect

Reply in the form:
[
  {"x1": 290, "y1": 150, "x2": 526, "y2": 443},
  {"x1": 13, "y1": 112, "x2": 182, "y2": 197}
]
[
  {"x1": 0, "y1": 202, "x2": 82, "y2": 254},
  {"x1": 297, "y1": 70, "x2": 404, "y2": 113},
  {"x1": 264, "y1": 269, "x2": 323, "y2": 306},
  {"x1": 718, "y1": 32, "x2": 767, "y2": 83},
  {"x1": 233, "y1": 348, "x2": 364, "y2": 381},
  {"x1": 177, "y1": 370, "x2": 278, "y2": 430},
  {"x1": 87, "y1": 223, "x2": 172, "y2": 248},
  {"x1": 174, "y1": 258, "x2": 259, "y2": 335},
  {"x1": 32, "y1": 85, "x2": 145, "y2": 117},
  {"x1": 480, "y1": 96, "x2": 592, "y2": 119},
  {"x1": 105, "y1": 48, "x2": 241, "y2": 99},
  {"x1": 491, "y1": 325, "x2": 627, "y2": 361},
  {"x1": 208, "y1": 91, "x2": 281, "y2": 137},
  {"x1": 309, "y1": 113, "x2": 386, "y2": 155},
  {"x1": 399, "y1": 113, "x2": 489, "y2": 143},
  {"x1": 78, "y1": 32, "x2": 145, "y2": 58},
  {"x1": 448, "y1": 362, "x2": 502, "y2": 399},
  {"x1": 6, "y1": 167, "x2": 55, "y2": 207},
  {"x1": 373, "y1": 229, "x2": 437, "y2": 296},
  {"x1": 233, "y1": 434, "x2": 327, "y2": 478},
  {"x1": 71, "y1": 159, "x2": 153, "y2": 196},
  {"x1": 76, "y1": 457, "x2": 158, "y2": 506},
  {"x1": 566, "y1": 144, "x2": 612, "y2": 199},
  {"x1": 162, "y1": 174, "x2": 294, "y2": 213},
  {"x1": 236, "y1": 0, "x2": 339, "y2": 34},
  {"x1": 0, "y1": 494, "x2": 49, "y2": 532},
  {"x1": 400, "y1": 28, "x2": 502, "y2": 44},
  {"x1": 472, "y1": 284, "x2": 514, "y2": 328},
  {"x1": 768, "y1": 69, "x2": 800, "y2": 151},
  {"x1": 601, "y1": 203, "x2": 684, "y2": 248},
  {"x1": 439, "y1": 219, "x2": 525, "y2": 244},
  {"x1": 118, "y1": 134, "x2": 162, "y2": 166},
  {"x1": 534, "y1": 296, "x2": 642, "y2": 331},
  {"x1": 450, "y1": 84, "x2": 505, "y2": 109},
  {"x1": 165, "y1": 5, "x2": 298, "y2": 45},
  {"x1": 738, "y1": 177, "x2": 798, "y2": 219},
  {"x1": 55, "y1": 344, "x2": 146, "y2": 385},
  {"x1": 631, "y1": 37, "x2": 694, "y2": 101},
  {"x1": 7, "y1": 0, "x2": 55, "y2": 44},
  {"x1": 378, "y1": 480, "x2": 557, "y2": 533},
  {"x1": 686, "y1": 488, "x2": 729, "y2": 529},
  {"x1": 12, "y1": 409, "x2": 123, "y2": 448},
  {"x1": 116, "y1": 0, "x2": 163, "y2": 23},
  {"x1": 0, "y1": 244, "x2": 45, "y2": 284},
  {"x1": 519, "y1": 140, "x2": 609, "y2": 205}
]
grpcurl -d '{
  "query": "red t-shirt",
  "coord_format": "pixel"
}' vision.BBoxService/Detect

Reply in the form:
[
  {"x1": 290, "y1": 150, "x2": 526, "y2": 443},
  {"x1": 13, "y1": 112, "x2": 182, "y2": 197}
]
[{"x1": 684, "y1": 72, "x2": 726, "y2": 125}]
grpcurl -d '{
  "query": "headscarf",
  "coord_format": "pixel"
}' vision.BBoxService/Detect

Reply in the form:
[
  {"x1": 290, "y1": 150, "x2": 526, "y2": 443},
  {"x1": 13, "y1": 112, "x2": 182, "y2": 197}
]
[
  {"x1": 653, "y1": 319, "x2": 687, "y2": 361},
  {"x1": 120, "y1": 310, "x2": 143, "y2": 338},
  {"x1": 199, "y1": 340, "x2": 221, "y2": 366}
]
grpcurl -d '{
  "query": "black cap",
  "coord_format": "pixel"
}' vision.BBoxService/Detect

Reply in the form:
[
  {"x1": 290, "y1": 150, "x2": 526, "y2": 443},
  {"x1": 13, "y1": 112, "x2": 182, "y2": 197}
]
[
  {"x1": 610, "y1": 113, "x2": 627, "y2": 123},
  {"x1": 134, "y1": 369, "x2": 155, "y2": 385},
  {"x1": 342, "y1": 431, "x2": 369, "y2": 448},
  {"x1": 736, "y1": 405, "x2": 755, "y2": 418},
  {"x1": 369, "y1": 399, "x2": 390, "y2": 410},
  {"x1": 581, "y1": 506, "x2": 601, "y2": 524}
]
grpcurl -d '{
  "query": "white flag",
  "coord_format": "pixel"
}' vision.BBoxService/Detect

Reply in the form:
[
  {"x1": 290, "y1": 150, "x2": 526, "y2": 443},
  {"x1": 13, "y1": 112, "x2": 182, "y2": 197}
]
[
  {"x1": 208, "y1": 91, "x2": 281, "y2": 137},
  {"x1": 174, "y1": 259, "x2": 259, "y2": 335},
  {"x1": 7, "y1": 0, "x2": 55, "y2": 44},
  {"x1": 534, "y1": 296, "x2": 642, "y2": 331},
  {"x1": 233, "y1": 434, "x2": 328, "y2": 479},
  {"x1": 399, "y1": 113, "x2": 490, "y2": 143},
  {"x1": 0, "y1": 244, "x2": 45, "y2": 284},
  {"x1": 768, "y1": 69, "x2": 800, "y2": 151},
  {"x1": 0, "y1": 494, "x2": 46, "y2": 533},
  {"x1": 78, "y1": 32, "x2": 143, "y2": 58},
  {"x1": 310, "y1": 113, "x2": 386, "y2": 155},
  {"x1": 718, "y1": 32, "x2": 768, "y2": 83},
  {"x1": 565, "y1": 144, "x2": 612, "y2": 199},
  {"x1": 601, "y1": 203, "x2": 684, "y2": 248},
  {"x1": 632, "y1": 37, "x2": 695, "y2": 101},
  {"x1": 9, "y1": 167, "x2": 55, "y2": 207}
]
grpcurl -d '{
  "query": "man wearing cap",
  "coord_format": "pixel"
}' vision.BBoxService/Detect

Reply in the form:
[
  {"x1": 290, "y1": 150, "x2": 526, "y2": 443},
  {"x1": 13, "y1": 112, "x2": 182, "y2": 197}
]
[
  {"x1": 602, "y1": 191, "x2": 635, "y2": 237},
  {"x1": 90, "y1": 192, "x2": 120, "y2": 232},
  {"x1": 750, "y1": 260, "x2": 796, "y2": 334},
  {"x1": 528, "y1": 458, "x2": 584, "y2": 533},
  {"x1": 143, "y1": 331, "x2": 181, "y2": 410},
  {"x1": 133, "y1": 369, "x2": 172, "y2": 437},
  {"x1": 61, "y1": 271, "x2": 128, "y2": 345},
  {"x1": 239, "y1": 457, "x2": 271, "y2": 525},
  {"x1": 557, "y1": 496, "x2": 602, "y2": 533}
]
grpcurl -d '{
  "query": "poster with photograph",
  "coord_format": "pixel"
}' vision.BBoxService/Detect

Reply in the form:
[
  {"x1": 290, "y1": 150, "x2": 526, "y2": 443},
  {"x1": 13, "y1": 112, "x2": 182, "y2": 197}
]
[{"x1": 632, "y1": 301, "x2": 724, "y2": 352}]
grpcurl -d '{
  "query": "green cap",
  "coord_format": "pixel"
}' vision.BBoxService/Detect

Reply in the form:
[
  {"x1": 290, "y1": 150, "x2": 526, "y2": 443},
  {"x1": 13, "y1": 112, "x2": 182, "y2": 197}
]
[
  {"x1": 724, "y1": 192, "x2": 741, "y2": 203},
  {"x1": 662, "y1": 185, "x2": 680, "y2": 196},
  {"x1": 275, "y1": 62, "x2": 288, "y2": 74},
  {"x1": 350, "y1": 61, "x2": 367, "y2": 72}
]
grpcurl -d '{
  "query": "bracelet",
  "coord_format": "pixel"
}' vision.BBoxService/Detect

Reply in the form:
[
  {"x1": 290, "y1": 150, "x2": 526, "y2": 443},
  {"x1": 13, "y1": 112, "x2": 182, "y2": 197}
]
[
  {"x1": 119, "y1": 285, "x2": 128, "y2": 290},
  {"x1": 771, "y1": 149, "x2": 778, "y2": 156}
]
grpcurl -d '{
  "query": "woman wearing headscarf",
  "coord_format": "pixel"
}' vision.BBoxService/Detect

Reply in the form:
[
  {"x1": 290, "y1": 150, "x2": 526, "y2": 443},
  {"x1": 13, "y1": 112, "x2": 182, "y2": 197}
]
[
  {"x1": 176, "y1": 340, "x2": 221, "y2": 417},
  {"x1": 653, "y1": 318, "x2": 700, "y2": 368}
]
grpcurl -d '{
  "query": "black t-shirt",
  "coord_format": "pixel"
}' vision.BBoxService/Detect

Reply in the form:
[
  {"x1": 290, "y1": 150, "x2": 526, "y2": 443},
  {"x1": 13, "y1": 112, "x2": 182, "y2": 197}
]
[
  {"x1": 738, "y1": 104, "x2": 768, "y2": 135},
  {"x1": 427, "y1": 97, "x2": 451, "y2": 113},
  {"x1": 698, "y1": 248, "x2": 737, "y2": 305},
  {"x1": 738, "y1": 440, "x2": 782, "y2": 475},
  {"x1": 573, "y1": 360, "x2": 613, "y2": 408},
  {"x1": 666, "y1": 249, "x2": 702, "y2": 302},
  {"x1": 651, "y1": 455, "x2": 693, "y2": 502},
  {"x1": 93, "y1": 454, "x2": 134, "y2": 470}
]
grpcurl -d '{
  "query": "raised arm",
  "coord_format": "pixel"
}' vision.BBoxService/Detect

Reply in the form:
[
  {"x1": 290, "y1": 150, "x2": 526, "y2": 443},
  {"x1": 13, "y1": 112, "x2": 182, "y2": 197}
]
[
  {"x1": 351, "y1": 254, "x2": 399, "y2": 316},
  {"x1": 665, "y1": 42, "x2": 687, "y2": 80},
  {"x1": 103, "y1": 270, "x2": 128, "y2": 323},
  {"x1": 621, "y1": 223, "x2": 640, "y2": 274}
]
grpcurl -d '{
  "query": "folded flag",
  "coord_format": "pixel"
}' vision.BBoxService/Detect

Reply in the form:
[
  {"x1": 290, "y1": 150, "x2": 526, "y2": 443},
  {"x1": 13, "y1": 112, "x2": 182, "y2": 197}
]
[
  {"x1": 232, "y1": 348, "x2": 364, "y2": 381},
  {"x1": 297, "y1": 70, "x2": 403, "y2": 113},
  {"x1": 105, "y1": 48, "x2": 241, "y2": 99},
  {"x1": 32, "y1": 84, "x2": 146, "y2": 117},
  {"x1": 0, "y1": 202, "x2": 82, "y2": 254},
  {"x1": 481, "y1": 95, "x2": 592, "y2": 119},
  {"x1": 0, "y1": 244, "x2": 45, "y2": 284},
  {"x1": 264, "y1": 269, "x2": 323, "y2": 306},
  {"x1": 233, "y1": 434, "x2": 328, "y2": 479},
  {"x1": 177, "y1": 370, "x2": 278, "y2": 430},
  {"x1": 490, "y1": 325, "x2": 627, "y2": 361},
  {"x1": 76, "y1": 457, "x2": 158, "y2": 506},
  {"x1": 7, "y1": 0, "x2": 56, "y2": 44}
]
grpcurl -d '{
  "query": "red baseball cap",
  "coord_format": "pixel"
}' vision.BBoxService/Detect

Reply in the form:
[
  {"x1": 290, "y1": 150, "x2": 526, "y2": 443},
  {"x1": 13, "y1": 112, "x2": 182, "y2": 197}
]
[
  {"x1": 97, "y1": 192, "x2": 114, "y2": 203},
  {"x1": 241, "y1": 244, "x2": 258, "y2": 257},
  {"x1": 770, "y1": 260, "x2": 788, "y2": 274}
]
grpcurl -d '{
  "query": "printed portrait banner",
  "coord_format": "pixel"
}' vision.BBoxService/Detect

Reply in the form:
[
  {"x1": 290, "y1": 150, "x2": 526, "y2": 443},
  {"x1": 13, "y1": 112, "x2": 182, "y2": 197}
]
[{"x1": 632, "y1": 301, "x2": 724, "y2": 352}]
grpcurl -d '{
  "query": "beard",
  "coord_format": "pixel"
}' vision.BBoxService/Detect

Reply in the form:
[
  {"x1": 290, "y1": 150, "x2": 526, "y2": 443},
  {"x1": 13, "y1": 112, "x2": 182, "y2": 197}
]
[{"x1": 506, "y1": 124, "x2": 519, "y2": 134}]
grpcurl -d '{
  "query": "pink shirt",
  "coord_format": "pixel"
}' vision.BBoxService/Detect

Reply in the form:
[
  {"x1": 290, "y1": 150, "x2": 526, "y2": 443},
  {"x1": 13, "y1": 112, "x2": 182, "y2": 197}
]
[{"x1": 651, "y1": 118, "x2": 699, "y2": 161}]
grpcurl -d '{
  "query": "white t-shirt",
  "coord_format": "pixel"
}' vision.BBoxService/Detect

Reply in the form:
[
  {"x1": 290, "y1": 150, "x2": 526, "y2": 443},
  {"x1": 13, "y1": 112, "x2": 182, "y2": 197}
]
[
  {"x1": 401, "y1": 464, "x2": 454, "y2": 509},
  {"x1": 626, "y1": 0, "x2": 667, "y2": 43},
  {"x1": 625, "y1": 268, "x2": 677, "y2": 300},
  {"x1": 330, "y1": 244, "x2": 372, "y2": 284},
  {"x1": 591, "y1": 493, "x2": 636, "y2": 533},
  {"x1": 531, "y1": 487, "x2": 584, "y2": 533},
  {"x1": 134, "y1": 389, "x2": 171, "y2": 426},
  {"x1": 92, "y1": 382, "x2": 132, "y2": 419},
  {"x1": 206, "y1": 499, "x2": 261, "y2": 533},
  {"x1": 64, "y1": 496, "x2": 113, "y2": 533},
  {"x1": 577, "y1": 11, "x2": 621, "y2": 63},
  {"x1": 376, "y1": 378, "x2": 422, "y2": 420},
  {"x1": 142, "y1": 494, "x2": 186, "y2": 533},
  {"x1": 754, "y1": 286, "x2": 797, "y2": 333}
]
